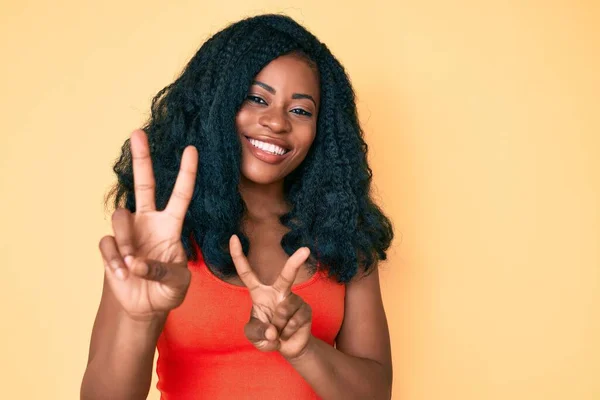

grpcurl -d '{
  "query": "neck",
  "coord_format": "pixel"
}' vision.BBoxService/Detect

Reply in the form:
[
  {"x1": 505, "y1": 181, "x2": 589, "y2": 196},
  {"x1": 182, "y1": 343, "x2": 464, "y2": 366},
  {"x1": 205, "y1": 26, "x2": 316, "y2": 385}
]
[{"x1": 239, "y1": 176, "x2": 289, "y2": 221}]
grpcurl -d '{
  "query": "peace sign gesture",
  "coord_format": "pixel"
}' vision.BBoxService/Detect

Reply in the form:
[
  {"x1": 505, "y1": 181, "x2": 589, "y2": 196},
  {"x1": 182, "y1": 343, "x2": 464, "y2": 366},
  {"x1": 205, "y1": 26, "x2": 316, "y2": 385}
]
[
  {"x1": 99, "y1": 129, "x2": 198, "y2": 321},
  {"x1": 229, "y1": 235, "x2": 315, "y2": 360}
]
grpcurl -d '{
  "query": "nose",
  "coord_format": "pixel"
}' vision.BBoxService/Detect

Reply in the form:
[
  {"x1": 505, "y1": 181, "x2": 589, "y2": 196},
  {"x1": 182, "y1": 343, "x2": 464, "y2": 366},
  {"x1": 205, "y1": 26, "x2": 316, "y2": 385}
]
[{"x1": 258, "y1": 108, "x2": 291, "y2": 133}]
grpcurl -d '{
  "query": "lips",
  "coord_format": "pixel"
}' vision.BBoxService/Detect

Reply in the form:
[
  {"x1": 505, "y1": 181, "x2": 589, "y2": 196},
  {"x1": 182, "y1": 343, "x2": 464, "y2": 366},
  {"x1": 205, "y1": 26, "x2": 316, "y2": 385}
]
[
  {"x1": 245, "y1": 135, "x2": 290, "y2": 150},
  {"x1": 242, "y1": 135, "x2": 291, "y2": 165},
  {"x1": 247, "y1": 137, "x2": 289, "y2": 155}
]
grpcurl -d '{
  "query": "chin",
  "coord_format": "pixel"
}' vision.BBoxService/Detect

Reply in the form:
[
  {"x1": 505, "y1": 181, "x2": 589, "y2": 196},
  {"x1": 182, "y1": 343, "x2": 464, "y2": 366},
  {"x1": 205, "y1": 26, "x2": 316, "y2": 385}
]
[{"x1": 240, "y1": 166, "x2": 285, "y2": 185}]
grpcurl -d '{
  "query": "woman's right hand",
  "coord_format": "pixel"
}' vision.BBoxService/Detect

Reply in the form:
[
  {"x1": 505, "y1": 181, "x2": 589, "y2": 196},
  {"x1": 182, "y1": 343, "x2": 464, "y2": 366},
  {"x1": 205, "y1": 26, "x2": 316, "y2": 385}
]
[{"x1": 98, "y1": 129, "x2": 198, "y2": 321}]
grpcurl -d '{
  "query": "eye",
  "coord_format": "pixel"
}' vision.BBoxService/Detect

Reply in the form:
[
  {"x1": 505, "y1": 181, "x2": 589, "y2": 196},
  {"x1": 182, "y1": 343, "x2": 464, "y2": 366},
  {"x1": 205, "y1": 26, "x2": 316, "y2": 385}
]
[
  {"x1": 290, "y1": 108, "x2": 313, "y2": 117},
  {"x1": 246, "y1": 95, "x2": 267, "y2": 105}
]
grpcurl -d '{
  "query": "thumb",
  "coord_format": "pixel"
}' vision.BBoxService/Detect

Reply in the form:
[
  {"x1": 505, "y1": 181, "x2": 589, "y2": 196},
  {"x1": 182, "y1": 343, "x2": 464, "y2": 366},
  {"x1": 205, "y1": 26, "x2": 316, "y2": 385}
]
[
  {"x1": 244, "y1": 317, "x2": 279, "y2": 350},
  {"x1": 126, "y1": 256, "x2": 190, "y2": 290}
]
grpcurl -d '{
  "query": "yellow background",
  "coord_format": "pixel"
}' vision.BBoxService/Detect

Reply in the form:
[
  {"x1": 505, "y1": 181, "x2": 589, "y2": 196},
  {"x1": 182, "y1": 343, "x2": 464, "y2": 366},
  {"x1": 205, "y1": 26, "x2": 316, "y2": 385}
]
[{"x1": 1, "y1": 1, "x2": 598, "y2": 399}]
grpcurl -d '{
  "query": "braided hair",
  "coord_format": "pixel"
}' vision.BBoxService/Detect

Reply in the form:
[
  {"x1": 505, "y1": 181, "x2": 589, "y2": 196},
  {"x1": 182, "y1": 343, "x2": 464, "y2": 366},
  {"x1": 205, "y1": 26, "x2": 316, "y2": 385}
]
[{"x1": 106, "y1": 14, "x2": 394, "y2": 283}]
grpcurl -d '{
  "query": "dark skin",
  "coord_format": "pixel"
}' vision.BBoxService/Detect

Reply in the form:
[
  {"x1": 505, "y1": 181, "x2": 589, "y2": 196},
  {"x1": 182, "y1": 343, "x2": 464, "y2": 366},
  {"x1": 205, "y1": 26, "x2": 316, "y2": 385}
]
[{"x1": 81, "y1": 54, "x2": 392, "y2": 400}]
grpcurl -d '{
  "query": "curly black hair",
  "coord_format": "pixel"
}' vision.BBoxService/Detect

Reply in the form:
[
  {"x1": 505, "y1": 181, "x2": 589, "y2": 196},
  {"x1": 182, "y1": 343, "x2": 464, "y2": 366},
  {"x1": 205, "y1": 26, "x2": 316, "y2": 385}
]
[{"x1": 105, "y1": 14, "x2": 393, "y2": 283}]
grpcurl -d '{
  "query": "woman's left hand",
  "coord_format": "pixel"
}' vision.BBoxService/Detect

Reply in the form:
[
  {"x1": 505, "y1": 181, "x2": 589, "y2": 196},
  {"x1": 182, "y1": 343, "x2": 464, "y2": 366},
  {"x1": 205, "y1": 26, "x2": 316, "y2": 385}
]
[{"x1": 229, "y1": 234, "x2": 314, "y2": 360}]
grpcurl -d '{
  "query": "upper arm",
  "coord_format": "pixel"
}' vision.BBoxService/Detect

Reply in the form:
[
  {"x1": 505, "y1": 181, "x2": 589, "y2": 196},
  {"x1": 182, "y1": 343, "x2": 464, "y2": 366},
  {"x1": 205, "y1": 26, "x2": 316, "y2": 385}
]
[{"x1": 335, "y1": 267, "x2": 393, "y2": 384}]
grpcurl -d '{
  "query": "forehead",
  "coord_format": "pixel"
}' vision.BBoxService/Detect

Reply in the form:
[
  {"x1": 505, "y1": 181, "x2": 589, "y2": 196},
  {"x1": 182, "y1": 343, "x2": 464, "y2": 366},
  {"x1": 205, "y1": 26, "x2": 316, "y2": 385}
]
[{"x1": 254, "y1": 54, "x2": 320, "y2": 100}]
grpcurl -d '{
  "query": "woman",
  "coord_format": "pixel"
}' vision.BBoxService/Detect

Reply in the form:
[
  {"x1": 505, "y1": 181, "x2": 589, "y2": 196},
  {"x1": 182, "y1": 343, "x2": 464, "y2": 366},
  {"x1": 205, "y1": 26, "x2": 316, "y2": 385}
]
[{"x1": 81, "y1": 14, "x2": 394, "y2": 400}]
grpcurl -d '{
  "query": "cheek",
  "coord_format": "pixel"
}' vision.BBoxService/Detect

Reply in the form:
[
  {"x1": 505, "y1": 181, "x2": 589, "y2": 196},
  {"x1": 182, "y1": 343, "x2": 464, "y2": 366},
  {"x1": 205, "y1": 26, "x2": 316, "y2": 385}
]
[
  {"x1": 290, "y1": 132, "x2": 316, "y2": 168},
  {"x1": 235, "y1": 108, "x2": 252, "y2": 131},
  {"x1": 300, "y1": 128, "x2": 317, "y2": 151}
]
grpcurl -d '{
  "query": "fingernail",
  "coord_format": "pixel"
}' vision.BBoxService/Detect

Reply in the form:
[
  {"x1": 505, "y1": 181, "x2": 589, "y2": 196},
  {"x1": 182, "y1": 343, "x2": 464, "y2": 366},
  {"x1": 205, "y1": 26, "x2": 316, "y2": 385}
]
[
  {"x1": 124, "y1": 256, "x2": 133, "y2": 268},
  {"x1": 115, "y1": 268, "x2": 126, "y2": 280},
  {"x1": 265, "y1": 326, "x2": 277, "y2": 341}
]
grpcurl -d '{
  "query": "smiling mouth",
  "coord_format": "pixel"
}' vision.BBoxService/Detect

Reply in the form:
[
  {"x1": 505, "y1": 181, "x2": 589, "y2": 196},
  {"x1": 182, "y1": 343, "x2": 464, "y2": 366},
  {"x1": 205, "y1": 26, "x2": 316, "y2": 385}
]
[{"x1": 244, "y1": 136, "x2": 290, "y2": 156}]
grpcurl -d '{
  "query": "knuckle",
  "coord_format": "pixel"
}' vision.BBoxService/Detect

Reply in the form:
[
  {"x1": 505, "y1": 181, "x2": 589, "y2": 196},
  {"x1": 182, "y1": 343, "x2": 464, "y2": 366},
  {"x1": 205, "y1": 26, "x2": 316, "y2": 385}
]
[
  {"x1": 181, "y1": 269, "x2": 192, "y2": 288},
  {"x1": 239, "y1": 270, "x2": 253, "y2": 279},
  {"x1": 148, "y1": 261, "x2": 168, "y2": 280},
  {"x1": 134, "y1": 183, "x2": 155, "y2": 192},
  {"x1": 118, "y1": 238, "x2": 134, "y2": 251},
  {"x1": 180, "y1": 165, "x2": 197, "y2": 175},
  {"x1": 171, "y1": 190, "x2": 192, "y2": 202},
  {"x1": 136, "y1": 204, "x2": 153, "y2": 213},
  {"x1": 290, "y1": 293, "x2": 302, "y2": 304},
  {"x1": 244, "y1": 322, "x2": 261, "y2": 339},
  {"x1": 272, "y1": 282, "x2": 287, "y2": 294},
  {"x1": 302, "y1": 303, "x2": 312, "y2": 317},
  {"x1": 276, "y1": 307, "x2": 289, "y2": 318},
  {"x1": 109, "y1": 257, "x2": 122, "y2": 267},
  {"x1": 132, "y1": 152, "x2": 150, "y2": 161},
  {"x1": 165, "y1": 209, "x2": 184, "y2": 222}
]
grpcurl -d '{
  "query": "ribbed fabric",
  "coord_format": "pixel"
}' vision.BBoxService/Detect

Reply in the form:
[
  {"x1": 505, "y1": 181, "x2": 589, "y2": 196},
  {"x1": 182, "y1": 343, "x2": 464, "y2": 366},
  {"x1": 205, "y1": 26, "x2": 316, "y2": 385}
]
[{"x1": 156, "y1": 243, "x2": 346, "y2": 399}]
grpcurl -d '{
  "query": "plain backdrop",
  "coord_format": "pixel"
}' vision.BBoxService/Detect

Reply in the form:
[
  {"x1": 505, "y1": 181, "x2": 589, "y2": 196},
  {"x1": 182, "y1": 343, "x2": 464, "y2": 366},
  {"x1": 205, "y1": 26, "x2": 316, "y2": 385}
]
[{"x1": 1, "y1": 1, "x2": 598, "y2": 399}]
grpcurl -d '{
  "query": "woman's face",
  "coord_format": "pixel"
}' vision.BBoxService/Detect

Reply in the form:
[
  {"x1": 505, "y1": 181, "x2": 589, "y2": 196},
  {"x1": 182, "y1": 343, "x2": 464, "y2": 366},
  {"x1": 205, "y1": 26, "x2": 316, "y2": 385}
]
[{"x1": 236, "y1": 53, "x2": 320, "y2": 185}]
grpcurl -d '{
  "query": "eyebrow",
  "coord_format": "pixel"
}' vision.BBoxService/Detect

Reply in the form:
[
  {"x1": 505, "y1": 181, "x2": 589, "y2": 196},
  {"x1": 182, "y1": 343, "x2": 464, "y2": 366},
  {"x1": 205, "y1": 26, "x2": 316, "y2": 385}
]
[{"x1": 253, "y1": 80, "x2": 317, "y2": 107}]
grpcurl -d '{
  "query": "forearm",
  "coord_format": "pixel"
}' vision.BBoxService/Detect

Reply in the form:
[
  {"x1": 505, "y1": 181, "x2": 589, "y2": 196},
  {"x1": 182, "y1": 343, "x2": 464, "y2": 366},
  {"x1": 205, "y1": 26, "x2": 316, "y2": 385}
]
[
  {"x1": 81, "y1": 313, "x2": 166, "y2": 400},
  {"x1": 287, "y1": 336, "x2": 392, "y2": 400}
]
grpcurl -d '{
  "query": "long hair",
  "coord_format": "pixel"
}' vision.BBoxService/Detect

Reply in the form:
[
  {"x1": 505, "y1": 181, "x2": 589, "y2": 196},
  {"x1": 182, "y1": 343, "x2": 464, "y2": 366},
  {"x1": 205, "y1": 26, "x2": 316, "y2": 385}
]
[{"x1": 105, "y1": 14, "x2": 393, "y2": 283}]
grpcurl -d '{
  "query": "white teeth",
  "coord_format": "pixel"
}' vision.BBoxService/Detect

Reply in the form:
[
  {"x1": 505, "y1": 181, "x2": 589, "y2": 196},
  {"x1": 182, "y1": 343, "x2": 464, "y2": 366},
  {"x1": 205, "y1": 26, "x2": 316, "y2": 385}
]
[{"x1": 249, "y1": 138, "x2": 287, "y2": 155}]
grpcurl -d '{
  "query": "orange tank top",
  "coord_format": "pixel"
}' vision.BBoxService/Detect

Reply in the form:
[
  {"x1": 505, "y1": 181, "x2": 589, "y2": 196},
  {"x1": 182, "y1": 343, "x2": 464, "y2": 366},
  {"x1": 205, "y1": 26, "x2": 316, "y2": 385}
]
[{"x1": 155, "y1": 244, "x2": 346, "y2": 399}]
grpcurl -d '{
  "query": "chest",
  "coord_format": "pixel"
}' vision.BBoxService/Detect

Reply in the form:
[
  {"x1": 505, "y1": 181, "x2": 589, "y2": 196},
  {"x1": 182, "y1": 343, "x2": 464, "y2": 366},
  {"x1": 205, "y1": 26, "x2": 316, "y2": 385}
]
[
  {"x1": 158, "y1": 257, "x2": 346, "y2": 355},
  {"x1": 224, "y1": 220, "x2": 315, "y2": 286}
]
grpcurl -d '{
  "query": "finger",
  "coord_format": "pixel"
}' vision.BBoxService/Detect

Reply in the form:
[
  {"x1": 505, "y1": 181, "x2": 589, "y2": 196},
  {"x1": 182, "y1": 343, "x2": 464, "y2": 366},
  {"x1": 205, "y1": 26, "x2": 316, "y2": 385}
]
[
  {"x1": 280, "y1": 303, "x2": 312, "y2": 341},
  {"x1": 272, "y1": 247, "x2": 310, "y2": 294},
  {"x1": 244, "y1": 317, "x2": 280, "y2": 350},
  {"x1": 128, "y1": 257, "x2": 190, "y2": 290},
  {"x1": 271, "y1": 294, "x2": 304, "y2": 333},
  {"x1": 99, "y1": 235, "x2": 129, "y2": 281},
  {"x1": 130, "y1": 129, "x2": 156, "y2": 214},
  {"x1": 229, "y1": 234, "x2": 261, "y2": 290},
  {"x1": 111, "y1": 208, "x2": 136, "y2": 258},
  {"x1": 164, "y1": 145, "x2": 198, "y2": 222}
]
